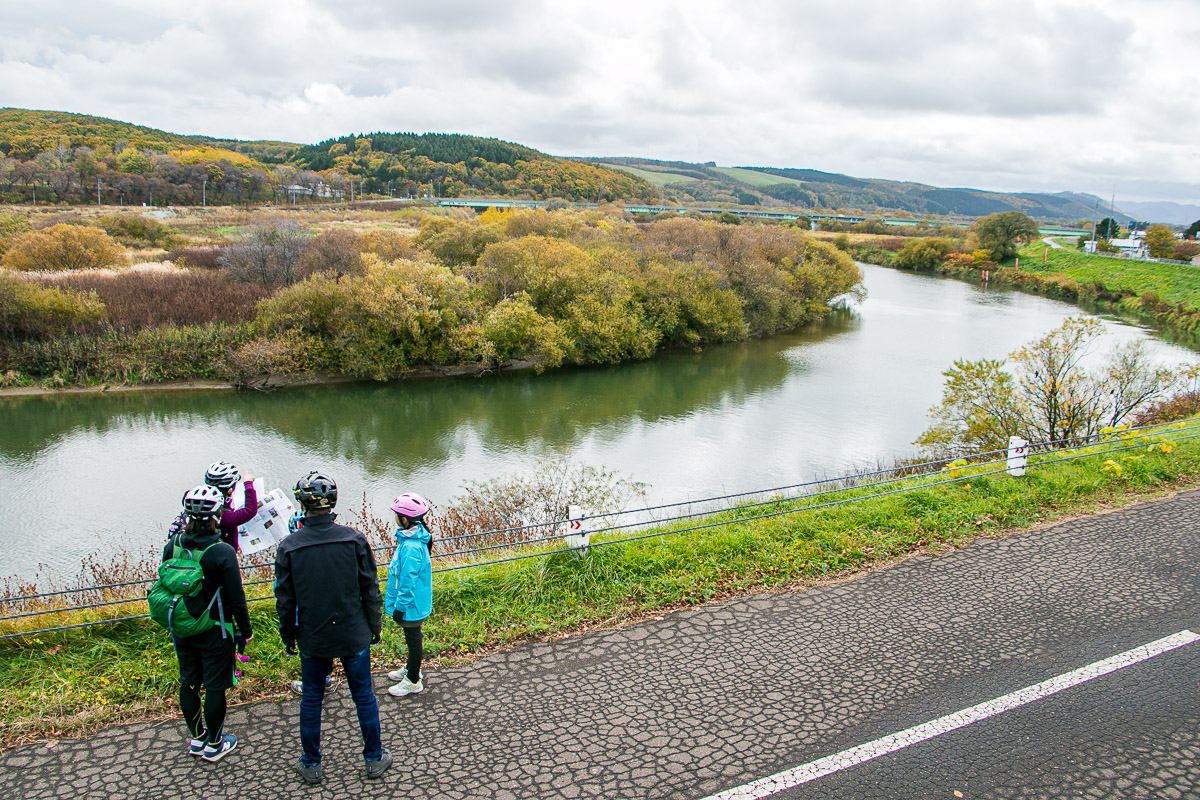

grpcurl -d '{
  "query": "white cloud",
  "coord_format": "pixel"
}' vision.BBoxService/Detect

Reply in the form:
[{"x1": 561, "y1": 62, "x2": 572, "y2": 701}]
[{"x1": 0, "y1": 0, "x2": 1196, "y2": 203}]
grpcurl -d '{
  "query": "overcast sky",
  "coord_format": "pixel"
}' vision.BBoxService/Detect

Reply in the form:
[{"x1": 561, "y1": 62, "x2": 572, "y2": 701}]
[{"x1": 1, "y1": 0, "x2": 1197, "y2": 204}]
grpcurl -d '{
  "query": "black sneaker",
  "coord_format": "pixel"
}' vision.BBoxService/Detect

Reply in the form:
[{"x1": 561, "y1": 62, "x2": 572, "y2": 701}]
[
  {"x1": 296, "y1": 759, "x2": 323, "y2": 785},
  {"x1": 365, "y1": 749, "x2": 392, "y2": 779}
]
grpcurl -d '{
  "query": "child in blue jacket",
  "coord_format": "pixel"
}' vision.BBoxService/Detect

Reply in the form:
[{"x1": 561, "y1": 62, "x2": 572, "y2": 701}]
[{"x1": 384, "y1": 492, "x2": 433, "y2": 697}]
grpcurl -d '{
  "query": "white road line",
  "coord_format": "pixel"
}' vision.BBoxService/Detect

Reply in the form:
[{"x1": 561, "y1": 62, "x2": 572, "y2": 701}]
[{"x1": 700, "y1": 629, "x2": 1200, "y2": 800}]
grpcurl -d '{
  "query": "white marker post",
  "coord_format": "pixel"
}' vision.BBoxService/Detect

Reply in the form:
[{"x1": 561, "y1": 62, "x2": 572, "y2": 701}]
[
  {"x1": 1007, "y1": 435, "x2": 1028, "y2": 477},
  {"x1": 566, "y1": 505, "x2": 591, "y2": 552}
]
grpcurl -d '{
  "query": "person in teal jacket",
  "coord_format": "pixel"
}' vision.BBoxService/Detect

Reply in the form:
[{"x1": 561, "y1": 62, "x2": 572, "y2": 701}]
[{"x1": 384, "y1": 492, "x2": 433, "y2": 697}]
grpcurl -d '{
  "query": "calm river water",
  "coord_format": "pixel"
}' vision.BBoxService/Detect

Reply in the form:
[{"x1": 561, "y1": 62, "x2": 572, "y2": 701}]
[{"x1": 2, "y1": 264, "x2": 1196, "y2": 585}]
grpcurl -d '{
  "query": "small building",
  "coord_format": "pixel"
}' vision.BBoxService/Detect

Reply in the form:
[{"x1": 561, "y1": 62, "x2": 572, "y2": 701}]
[
  {"x1": 1085, "y1": 230, "x2": 1149, "y2": 259},
  {"x1": 1107, "y1": 236, "x2": 1149, "y2": 259}
]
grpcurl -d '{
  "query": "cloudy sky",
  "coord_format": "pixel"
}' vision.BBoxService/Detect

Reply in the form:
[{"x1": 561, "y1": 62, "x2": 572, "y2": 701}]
[{"x1": 1, "y1": 0, "x2": 1197, "y2": 203}]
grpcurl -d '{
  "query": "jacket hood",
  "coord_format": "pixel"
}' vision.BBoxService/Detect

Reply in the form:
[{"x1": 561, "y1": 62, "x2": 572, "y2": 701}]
[
  {"x1": 396, "y1": 522, "x2": 431, "y2": 544},
  {"x1": 178, "y1": 522, "x2": 223, "y2": 551}
]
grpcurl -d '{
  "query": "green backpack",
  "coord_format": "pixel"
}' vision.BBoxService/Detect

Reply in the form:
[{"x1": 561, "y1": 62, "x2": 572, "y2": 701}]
[{"x1": 148, "y1": 536, "x2": 225, "y2": 638}]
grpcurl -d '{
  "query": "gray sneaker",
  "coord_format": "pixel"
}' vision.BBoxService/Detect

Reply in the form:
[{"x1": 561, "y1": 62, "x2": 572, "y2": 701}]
[
  {"x1": 289, "y1": 675, "x2": 334, "y2": 695},
  {"x1": 365, "y1": 749, "x2": 393, "y2": 779},
  {"x1": 296, "y1": 759, "x2": 323, "y2": 785}
]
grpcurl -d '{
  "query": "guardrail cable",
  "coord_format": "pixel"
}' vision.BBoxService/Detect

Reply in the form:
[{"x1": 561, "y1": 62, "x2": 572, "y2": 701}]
[{"x1": 1, "y1": 422, "x2": 1194, "y2": 639}]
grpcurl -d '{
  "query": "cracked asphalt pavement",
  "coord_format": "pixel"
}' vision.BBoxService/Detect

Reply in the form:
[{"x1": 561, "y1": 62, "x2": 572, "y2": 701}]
[{"x1": 3, "y1": 489, "x2": 1199, "y2": 799}]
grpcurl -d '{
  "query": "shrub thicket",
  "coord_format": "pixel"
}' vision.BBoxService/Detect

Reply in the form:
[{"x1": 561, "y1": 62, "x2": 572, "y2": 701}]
[
  {"x1": 0, "y1": 323, "x2": 248, "y2": 384},
  {"x1": 0, "y1": 273, "x2": 106, "y2": 339},
  {"x1": 164, "y1": 245, "x2": 228, "y2": 270},
  {"x1": 294, "y1": 228, "x2": 364, "y2": 279},
  {"x1": 0, "y1": 214, "x2": 32, "y2": 258},
  {"x1": 94, "y1": 214, "x2": 180, "y2": 249},
  {"x1": 4, "y1": 209, "x2": 864, "y2": 385},
  {"x1": 35, "y1": 269, "x2": 273, "y2": 329},
  {"x1": 359, "y1": 228, "x2": 420, "y2": 262},
  {"x1": 1, "y1": 224, "x2": 124, "y2": 271},
  {"x1": 219, "y1": 221, "x2": 312, "y2": 285},
  {"x1": 247, "y1": 213, "x2": 861, "y2": 378}
]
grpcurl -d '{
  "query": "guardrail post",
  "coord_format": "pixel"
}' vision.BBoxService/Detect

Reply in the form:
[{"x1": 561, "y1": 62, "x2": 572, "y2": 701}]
[
  {"x1": 566, "y1": 505, "x2": 591, "y2": 552},
  {"x1": 1007, "y1": 436, "x2": 1028, "y2": 477}
]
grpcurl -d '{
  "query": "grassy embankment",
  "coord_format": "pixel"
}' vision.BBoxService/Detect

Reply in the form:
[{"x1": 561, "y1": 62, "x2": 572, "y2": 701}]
[{"x1": 1, "y1": 421, "x2": 1197, "y2": 748}]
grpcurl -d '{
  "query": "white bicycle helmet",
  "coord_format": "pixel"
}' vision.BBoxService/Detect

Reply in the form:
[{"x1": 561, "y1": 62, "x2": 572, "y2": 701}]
[
  {"x1": 204, "y1": 461, "x2": 241, "y2": 492},
  {"x1": 183, "y1": 485, "x2": 225, "y2": 517}
]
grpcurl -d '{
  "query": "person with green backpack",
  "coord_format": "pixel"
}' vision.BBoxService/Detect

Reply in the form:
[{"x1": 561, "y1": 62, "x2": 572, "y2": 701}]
[{"x1": 151, "y1": 485, "x2": 253, "y2": 762}]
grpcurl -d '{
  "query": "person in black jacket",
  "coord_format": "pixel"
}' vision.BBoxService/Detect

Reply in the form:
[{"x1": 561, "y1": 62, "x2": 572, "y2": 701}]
[
  {"x1": 274, "y1": 472, "x2": 391, "y2": 784},
  {"x1": 165, "y1": 485, "x2": 253, "y2": 763}
]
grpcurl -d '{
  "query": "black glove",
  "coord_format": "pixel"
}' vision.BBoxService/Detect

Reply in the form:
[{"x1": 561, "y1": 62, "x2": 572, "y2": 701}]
[
  {"x1": 392, "y1": 610, "x2": 404, "y2": 625},
  {"x1": 370, "y1": 632, "x2": 381, "y2": 645},
  {"x1": 283, "y1": 638, "x2": 297, "y2": 656},
  {"x1": 234, "y1": 633, "x2": 247, "y2": 654}
]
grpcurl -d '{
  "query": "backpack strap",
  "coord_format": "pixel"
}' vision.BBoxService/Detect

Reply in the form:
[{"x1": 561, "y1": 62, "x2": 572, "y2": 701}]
[{"x1": 176, "y1": 536, "x2": 227, "y2": 636}]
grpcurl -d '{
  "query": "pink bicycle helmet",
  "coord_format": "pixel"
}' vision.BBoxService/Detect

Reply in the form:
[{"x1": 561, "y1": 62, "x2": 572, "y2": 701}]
[{"x1": 389, "y1": 492, "x2": 429, "y2": 519}]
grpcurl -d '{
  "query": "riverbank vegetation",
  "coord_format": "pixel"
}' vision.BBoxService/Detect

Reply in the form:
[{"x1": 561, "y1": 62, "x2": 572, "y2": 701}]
[
  {"x1": 0, "y1": 205, "x2": 862, "y2": 387},
  {"x1": 1, "y1": 418, "x2": 1198, "y2": 747},
  {"x1": 916, "y1": 317, "x2": 1187, "y2": 457},
  {"x1": 832, "y1": 212, "x2": 1200, "y2": 340}
]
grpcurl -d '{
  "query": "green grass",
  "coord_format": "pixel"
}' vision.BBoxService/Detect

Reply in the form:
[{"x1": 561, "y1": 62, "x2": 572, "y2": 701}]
[
  {"x1": 711, "y1": 167, "x2": 806, "y2": 188},
  {"x1": 597, "y1": 163, "x2": 699, "y2": 187},
  {"x1": 2, "y1": 422, "x2": 1198, "y2": 746},
  {"x1": 1016, "y1": 242, "x2": 1200, "y2": 308}
]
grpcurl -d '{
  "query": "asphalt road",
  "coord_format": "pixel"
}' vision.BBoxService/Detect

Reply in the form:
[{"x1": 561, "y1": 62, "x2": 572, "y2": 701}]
[{"x1": 3, "y1": 489, "x2": 1199, "y2": 799}]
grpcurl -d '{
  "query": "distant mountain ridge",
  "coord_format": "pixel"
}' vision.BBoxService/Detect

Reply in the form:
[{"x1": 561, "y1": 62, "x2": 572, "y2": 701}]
[
  {"x1": 1114, "y1": 200, "x2": 1200, "y2": 226},
  {"x1": 588, "y1": 157, "x2": 1136, "y2": 223}
]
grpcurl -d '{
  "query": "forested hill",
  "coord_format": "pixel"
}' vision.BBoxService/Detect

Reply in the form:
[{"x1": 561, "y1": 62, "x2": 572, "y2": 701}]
[
  {"x1": 293, "y1": 131, "x2": 655, "y2": 202},
  {"x1": 0, "y1": 108, "x2": 299, "y2": 163},
  {"x1": 0, "y1": 108, "x2": 655, "y2": 205}
]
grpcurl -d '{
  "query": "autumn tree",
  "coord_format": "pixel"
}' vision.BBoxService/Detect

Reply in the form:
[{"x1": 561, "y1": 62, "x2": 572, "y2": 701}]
[
  {"x1": 916, "y1": 318, "x2": 1180, "y2": 456},
  {"x1": 972, "y1": 211, "x2": 1038, "y2": 261},
  {"x1": 1144, "y1": 224, "x2": 1176, "y2": 259}
]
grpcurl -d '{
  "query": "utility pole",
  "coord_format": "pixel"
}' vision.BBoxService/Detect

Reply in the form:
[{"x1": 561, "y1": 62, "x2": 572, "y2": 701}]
[
  {"x1": 1089, "y1": 199, "x2": 1099, "y2": 251},
  {"x1": 202, "y1": 177, "x2": 207, "y2": 207},
  {"x1": 97, "y1": 179, "x2": 101, "y2": 206}
]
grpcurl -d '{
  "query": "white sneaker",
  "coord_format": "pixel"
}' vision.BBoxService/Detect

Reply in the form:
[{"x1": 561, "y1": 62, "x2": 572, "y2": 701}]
[
  {"x1": 387, "y1": 677, "x2": 423, "y2": 697},
  {"x1": 386, "y1": 668, "x2": 424, "y2": 682}
]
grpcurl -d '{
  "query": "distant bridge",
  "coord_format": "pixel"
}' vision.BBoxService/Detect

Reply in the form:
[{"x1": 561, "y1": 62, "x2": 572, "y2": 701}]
[{"x1": 433, "y1": 199, "x2": 1087, "y2": 236}]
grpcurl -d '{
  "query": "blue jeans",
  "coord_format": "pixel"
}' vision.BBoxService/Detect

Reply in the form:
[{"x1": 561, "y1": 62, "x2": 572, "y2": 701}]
[{"x1": 298, "y1": 646, "x2": 382, "y2": 765}]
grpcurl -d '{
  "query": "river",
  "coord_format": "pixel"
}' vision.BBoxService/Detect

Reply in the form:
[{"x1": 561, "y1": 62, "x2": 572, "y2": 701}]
[{"x1": 2, "y1": 264, "x2": 1196, "y2": 586}]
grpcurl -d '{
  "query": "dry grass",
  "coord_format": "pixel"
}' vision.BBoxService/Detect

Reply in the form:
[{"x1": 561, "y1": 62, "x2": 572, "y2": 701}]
[{"x1": 33, "y1": 267, "x2": 274, "y2": 329}]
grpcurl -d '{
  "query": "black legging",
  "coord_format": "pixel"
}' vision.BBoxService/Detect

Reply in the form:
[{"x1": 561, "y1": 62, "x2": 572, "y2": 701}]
[
  {"x1": 404, "y1": 624, "x2": 423, "y2": 683},
  {"x1": 180, "y1": 684, "x2": 227, "y2": 744}
]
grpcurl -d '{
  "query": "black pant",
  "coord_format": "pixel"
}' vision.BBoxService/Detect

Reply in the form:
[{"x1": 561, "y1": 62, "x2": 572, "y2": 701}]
[
  {"x1": 403, "y1": 624, "x2": 423, "y2": 683},
  {"x1": 180, "y1": 683, "x2": 226, "y2": 744}
]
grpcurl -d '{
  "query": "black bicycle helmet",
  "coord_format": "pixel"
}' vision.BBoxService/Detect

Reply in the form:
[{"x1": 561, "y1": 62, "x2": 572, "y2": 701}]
[
  {"x1": 294, "y1": 471, "x2": 337, "y2": 510},
  {"x1": 183, "y1": 485, "x2": 225, "y2": 517}
]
